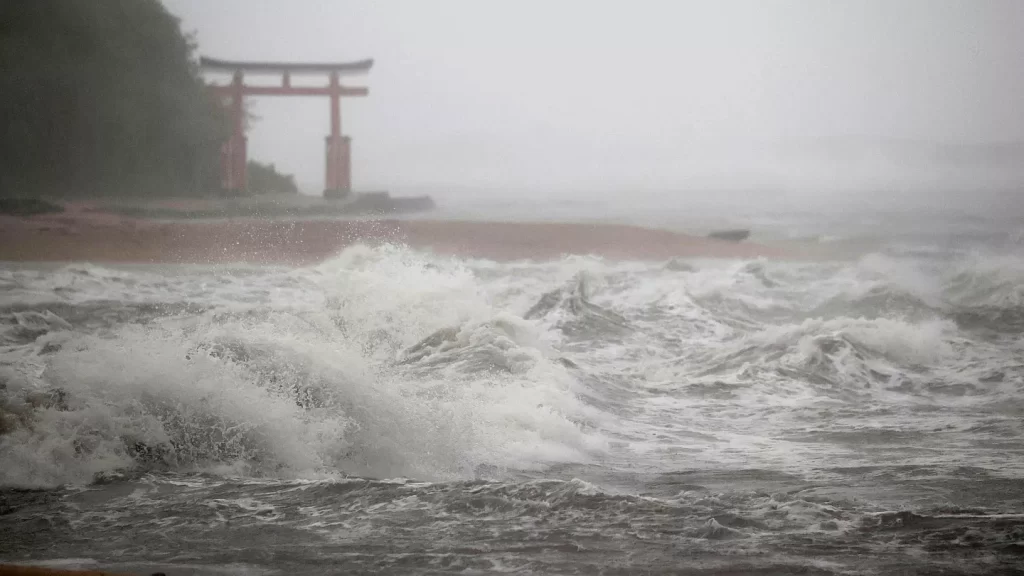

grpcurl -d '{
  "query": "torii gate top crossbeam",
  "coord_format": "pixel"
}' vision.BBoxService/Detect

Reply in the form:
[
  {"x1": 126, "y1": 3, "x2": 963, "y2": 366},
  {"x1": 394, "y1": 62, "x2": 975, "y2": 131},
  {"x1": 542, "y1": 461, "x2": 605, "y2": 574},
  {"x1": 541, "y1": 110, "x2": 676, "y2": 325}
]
[{"x1": 199, "y1": 57, "x2": 374, "y2": 76}]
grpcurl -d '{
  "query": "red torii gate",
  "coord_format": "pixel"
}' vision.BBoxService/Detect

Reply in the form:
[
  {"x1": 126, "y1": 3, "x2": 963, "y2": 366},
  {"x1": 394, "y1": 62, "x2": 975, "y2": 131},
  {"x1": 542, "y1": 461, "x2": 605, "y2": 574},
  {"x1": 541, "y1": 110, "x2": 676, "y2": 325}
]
[{"x1": 200, "y1": 56, "x2": 373, "y2": 198}]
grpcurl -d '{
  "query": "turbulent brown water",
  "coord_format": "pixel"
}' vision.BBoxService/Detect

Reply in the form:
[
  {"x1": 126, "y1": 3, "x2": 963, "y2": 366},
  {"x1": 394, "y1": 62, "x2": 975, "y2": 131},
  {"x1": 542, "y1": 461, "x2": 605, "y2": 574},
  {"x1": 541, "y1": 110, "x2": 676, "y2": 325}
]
[{"x1": 2, "y1": 202, "x2": 1024, "y2": 573}]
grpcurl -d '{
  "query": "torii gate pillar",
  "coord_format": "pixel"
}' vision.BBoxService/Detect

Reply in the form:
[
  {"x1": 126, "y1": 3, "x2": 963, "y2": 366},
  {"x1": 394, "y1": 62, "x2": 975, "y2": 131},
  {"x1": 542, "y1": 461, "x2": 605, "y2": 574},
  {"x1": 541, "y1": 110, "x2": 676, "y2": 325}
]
[
  {"x1": 220, "y1": 71, "x2": 248, "y2": 192},
  {"x1": 324, "y1": 72, "x2": 351, "y2": 198},
  {"x1": 324, "y1": 136, "x2": 351, "y2": 198}
]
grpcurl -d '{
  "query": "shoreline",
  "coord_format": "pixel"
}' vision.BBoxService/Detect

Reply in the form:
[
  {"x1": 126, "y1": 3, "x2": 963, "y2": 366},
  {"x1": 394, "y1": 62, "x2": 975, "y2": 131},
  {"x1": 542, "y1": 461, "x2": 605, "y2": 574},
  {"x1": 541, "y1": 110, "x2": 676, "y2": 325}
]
[{"x1": 0, "y1": 209, "x2": 797, "y2": 265}]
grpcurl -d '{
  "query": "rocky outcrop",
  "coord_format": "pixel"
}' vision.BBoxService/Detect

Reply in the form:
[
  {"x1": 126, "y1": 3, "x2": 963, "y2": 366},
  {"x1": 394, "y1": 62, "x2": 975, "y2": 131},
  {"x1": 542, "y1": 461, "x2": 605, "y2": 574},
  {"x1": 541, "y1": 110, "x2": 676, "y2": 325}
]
[{"x1": 707, "y1": 229, "x2": 750, "y2": 242}]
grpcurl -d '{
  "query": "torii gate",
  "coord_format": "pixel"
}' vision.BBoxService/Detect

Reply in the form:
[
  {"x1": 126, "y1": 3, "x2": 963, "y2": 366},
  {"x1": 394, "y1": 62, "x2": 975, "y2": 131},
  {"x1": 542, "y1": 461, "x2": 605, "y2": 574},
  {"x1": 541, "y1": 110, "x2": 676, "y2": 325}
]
[{"x1": 200, "y1": 56, "x2": 373, "y2": 198}]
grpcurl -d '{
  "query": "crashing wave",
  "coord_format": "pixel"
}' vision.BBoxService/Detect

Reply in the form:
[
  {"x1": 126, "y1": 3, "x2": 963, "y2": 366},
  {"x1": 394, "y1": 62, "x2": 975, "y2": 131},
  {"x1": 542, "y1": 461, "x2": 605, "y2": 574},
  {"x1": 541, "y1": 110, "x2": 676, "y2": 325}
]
[
  {"x1": 524, "y1": 273, "x2": 629, "y2": 337},
  {"x1": 0, "y1": 247, "x2": 606, "y2": 488}
]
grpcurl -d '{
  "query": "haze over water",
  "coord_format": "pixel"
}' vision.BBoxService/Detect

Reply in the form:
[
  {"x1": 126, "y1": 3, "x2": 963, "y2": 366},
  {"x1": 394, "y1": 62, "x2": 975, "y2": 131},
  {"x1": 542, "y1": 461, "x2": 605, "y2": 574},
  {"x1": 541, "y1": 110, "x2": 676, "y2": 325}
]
[{"x1": 166, "y1": 0, "x2": 1024, "y2": 196}]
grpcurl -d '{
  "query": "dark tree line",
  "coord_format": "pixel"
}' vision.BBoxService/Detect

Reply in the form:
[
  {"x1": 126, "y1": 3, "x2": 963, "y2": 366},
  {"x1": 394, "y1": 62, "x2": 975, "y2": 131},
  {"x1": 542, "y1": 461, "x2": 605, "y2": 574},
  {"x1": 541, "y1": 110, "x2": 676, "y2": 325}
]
[
  {"x1": 247, "y1": 161, "x2": 298, "y2": 195},
  {"x1": 0, "y1": 0, "x2": 227, "y2": 197}
]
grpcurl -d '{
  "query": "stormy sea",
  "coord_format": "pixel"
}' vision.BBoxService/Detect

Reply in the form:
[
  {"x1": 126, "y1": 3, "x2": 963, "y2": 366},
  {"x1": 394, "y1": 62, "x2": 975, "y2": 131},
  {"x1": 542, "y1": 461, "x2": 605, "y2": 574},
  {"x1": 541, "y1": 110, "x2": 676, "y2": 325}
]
[{"x1": 2, "y1": 193, "x2": 1024, "y2": 575}]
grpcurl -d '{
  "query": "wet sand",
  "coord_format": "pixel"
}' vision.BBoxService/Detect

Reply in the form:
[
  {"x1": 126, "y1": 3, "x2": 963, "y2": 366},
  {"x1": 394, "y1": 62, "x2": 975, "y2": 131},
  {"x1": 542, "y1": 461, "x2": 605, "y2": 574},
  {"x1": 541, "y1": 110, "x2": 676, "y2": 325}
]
[{"x1": 0, "y1": 209, "x2": 789, "y2": 264}]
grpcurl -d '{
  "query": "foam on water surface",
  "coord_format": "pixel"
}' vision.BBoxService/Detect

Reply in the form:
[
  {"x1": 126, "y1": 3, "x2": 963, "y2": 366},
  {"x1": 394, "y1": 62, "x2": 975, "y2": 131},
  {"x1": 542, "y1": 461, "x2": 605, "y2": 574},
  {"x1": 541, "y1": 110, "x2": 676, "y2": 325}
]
[{"x1": 2, "y1": 241, "x2": 1023, "y2": 574}]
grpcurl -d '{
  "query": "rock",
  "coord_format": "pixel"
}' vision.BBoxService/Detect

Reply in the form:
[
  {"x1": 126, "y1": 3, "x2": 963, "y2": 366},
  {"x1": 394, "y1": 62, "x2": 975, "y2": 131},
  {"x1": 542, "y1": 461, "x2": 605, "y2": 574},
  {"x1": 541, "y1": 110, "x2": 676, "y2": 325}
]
[{"x1": 707, "y1": 229, "x2": 750, "y2": 242}]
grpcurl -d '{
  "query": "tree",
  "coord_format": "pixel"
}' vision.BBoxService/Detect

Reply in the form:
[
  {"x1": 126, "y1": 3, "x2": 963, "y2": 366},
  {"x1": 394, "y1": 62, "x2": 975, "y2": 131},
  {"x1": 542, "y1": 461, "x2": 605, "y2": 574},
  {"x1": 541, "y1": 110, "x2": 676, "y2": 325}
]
[
  {"x1": 0, "y1": 0, "x2": 226, "y2": 197},
  {"x1": 247, "y1": 161, "x2": 299, "y2": 195}
]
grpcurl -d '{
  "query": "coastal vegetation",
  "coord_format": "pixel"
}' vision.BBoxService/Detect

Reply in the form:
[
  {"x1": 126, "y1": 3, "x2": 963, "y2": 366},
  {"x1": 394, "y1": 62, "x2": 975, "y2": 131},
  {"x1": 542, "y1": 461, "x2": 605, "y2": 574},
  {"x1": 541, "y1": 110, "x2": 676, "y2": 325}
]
[
  {"x1": 0, "y1": 0, "x2": 225, "y2": 198},
  {"x1": 247, "y1": 161, "x2": 299, "y2": 195}
]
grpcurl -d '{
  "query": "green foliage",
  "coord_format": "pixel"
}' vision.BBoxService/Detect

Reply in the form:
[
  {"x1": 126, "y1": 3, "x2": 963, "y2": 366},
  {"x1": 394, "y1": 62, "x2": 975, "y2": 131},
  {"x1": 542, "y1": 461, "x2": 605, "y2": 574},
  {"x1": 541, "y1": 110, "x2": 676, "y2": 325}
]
[
  {"x1": 0, "y1": 0, "x2": 227, "y2": 197},
  {"x1": 247, "y1": 161, "x2": 299, "y2": 195}
]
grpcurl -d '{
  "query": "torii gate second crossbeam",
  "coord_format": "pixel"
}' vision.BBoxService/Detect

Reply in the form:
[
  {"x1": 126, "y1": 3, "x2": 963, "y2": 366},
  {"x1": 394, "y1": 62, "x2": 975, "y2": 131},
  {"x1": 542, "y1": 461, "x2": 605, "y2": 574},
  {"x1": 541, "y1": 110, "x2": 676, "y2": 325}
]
[{"x1": 200, "y1": 56, "x2": 373, "y2": 198}]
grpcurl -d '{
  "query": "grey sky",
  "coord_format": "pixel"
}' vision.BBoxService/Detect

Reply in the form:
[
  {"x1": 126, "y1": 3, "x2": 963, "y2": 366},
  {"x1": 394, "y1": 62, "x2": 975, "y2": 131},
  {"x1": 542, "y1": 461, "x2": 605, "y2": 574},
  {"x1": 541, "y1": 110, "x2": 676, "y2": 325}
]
[{"x1": 164, "y1": 0, "x2": 1024, "y2": 192}]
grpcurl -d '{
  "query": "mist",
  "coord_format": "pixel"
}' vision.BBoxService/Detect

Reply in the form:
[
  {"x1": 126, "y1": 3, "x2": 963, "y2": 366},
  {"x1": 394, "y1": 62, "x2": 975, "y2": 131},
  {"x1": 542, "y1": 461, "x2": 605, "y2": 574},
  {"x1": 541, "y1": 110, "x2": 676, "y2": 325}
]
[
  {"x1": 6, "y1": 3, "x2": 1024, "y2": 571},
  {"x1": 162, "y1": 0, "x2": 1024, "y2": 196}
]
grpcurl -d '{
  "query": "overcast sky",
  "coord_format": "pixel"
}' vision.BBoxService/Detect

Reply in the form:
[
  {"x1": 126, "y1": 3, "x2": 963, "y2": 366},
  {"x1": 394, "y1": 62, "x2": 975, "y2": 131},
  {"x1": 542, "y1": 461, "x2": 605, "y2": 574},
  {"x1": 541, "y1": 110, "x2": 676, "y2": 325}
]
[{"x1": 163, "y1": 0, "x2": 1024, "y2": 193}]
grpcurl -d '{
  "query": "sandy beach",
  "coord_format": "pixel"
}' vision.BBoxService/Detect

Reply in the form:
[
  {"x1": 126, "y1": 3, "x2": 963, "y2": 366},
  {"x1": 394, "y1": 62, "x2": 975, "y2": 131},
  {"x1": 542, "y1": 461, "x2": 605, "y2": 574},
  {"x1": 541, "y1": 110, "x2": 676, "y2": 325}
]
[{"x1": 0, "y1": 207, "x2": 788, "y2": 264}]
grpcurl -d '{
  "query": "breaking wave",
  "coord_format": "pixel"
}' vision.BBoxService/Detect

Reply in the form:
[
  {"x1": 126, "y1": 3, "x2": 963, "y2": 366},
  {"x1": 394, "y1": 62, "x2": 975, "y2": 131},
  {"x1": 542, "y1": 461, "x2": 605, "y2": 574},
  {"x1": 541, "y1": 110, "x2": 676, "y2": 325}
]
[
  {"x1": 1, "y1": 245, "x2": 1022, "y2": 489},
  {"x1": 0, "y1": 247, "x2": 607, "y2": 487}
]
